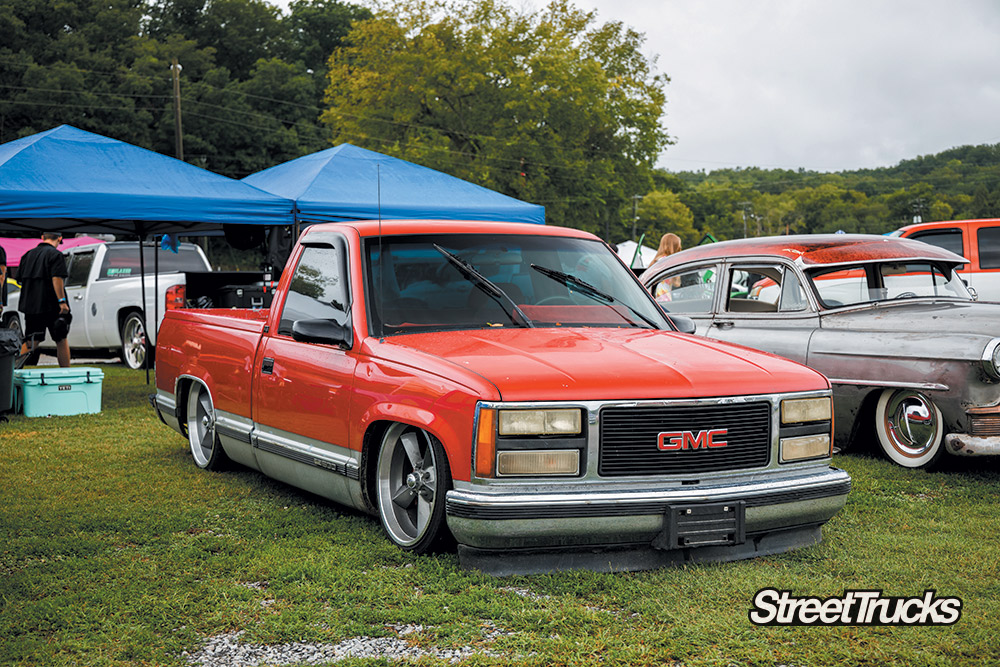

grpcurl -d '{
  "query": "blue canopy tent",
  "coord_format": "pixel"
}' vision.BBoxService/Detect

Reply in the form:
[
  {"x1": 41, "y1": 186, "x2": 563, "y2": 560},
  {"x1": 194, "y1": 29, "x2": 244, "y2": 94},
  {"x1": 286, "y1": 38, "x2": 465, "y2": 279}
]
[
  {"x1": 0, "y1": 124, "x2": 296, "y2": 378},
  {"x1": 242, "y1": 143, "x2": 545, "y2": 226},
  {"x1": 0, "y1": 125, "x2": 295, "y2": 236}
]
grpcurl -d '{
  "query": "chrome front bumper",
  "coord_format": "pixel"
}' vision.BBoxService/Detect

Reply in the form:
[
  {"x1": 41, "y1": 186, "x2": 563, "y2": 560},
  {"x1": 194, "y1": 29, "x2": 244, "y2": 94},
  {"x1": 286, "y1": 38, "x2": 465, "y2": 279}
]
[{"x1": 445, "y1": 466, "x2": 851, "y2": 555}]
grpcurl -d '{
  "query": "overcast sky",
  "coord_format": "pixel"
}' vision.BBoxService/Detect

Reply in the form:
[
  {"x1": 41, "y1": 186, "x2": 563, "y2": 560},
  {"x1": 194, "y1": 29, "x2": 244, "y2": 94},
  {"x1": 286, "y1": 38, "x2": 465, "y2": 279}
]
[
  {"x1": 279, "y1": 0, "x2": 1000, "y2": 173},
  {"x1": 542, "y1": 0, "x2": 1000, "y2": 173}
]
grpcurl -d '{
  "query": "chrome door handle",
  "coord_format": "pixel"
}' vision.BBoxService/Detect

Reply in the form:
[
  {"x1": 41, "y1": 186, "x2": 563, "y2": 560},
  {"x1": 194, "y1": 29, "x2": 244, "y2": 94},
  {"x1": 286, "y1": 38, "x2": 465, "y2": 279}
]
[
  {"x1": 713, "y1": 321, "x2": 734, "y2": 329},
  {"x1": 73, "y1": 295, "x2": 84, "y2": 300}
]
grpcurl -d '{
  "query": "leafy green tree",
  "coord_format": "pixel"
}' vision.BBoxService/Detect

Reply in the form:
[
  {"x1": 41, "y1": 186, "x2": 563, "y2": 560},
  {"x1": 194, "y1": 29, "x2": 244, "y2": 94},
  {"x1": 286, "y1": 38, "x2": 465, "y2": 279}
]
[
  {"x1": 321, "y1": 0, "x2": 670, "y2": 232},
  {"x1": 148, "y1": 0, "x2": 284, "y2": 79},
  {"x1": 279, "y1": 0, "x2": 372, "y2": 73},
  {"x1": 636, "y1": 190, "x2": 698, "y2": 248}
]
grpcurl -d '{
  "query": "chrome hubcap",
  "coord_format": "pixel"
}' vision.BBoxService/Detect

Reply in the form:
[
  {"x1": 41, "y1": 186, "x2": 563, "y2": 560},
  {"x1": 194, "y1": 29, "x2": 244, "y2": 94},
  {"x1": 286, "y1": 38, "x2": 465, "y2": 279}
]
[{"x1": 885, "y1": 391, "x2": 938, "y2": 456}]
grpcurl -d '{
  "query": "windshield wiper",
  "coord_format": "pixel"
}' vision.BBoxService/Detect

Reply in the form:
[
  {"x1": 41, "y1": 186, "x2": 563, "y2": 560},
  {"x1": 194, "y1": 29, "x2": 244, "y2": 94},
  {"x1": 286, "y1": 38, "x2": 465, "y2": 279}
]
[
  {"x1": 433, "y1": 245, "x2": 534, "y2": 328},
  {"x1": 530, "y1": 263, "x2": 659, "y2": 329}
]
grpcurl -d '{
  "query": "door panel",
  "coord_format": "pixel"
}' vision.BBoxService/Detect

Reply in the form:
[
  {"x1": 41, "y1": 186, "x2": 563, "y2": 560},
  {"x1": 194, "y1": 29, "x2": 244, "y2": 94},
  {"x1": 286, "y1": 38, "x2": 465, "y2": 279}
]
[
  {"x1": 64, "y1": 250, "x2": 96, "y2": 348},
  {"x1": 704, "y1": 264, "x2": 818, "y2": 364},
  {"x1": 251, "y1": 240, "x2": 359, "y2": 483}
]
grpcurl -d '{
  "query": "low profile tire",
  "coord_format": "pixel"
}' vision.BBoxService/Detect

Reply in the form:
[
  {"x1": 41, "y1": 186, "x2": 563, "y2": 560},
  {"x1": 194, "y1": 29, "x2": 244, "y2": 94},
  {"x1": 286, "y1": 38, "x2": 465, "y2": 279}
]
[
  {"x1": 874, "y1": 388, "x2": 944, "y2": 469},
  {"x1": 186, "y1": 383, "x2": 229, "y2": 471},
  {"x1": 120, "y1": 311, "x2": 150, "y2": 370},
  {"x1": 375, "y1": 423, "x2": 451, "y2": 553}
]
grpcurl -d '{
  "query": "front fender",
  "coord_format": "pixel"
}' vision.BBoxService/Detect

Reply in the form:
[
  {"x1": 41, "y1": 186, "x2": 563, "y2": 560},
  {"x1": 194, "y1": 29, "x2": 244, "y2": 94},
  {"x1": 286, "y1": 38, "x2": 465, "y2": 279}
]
[{"x1": 350, "y1": 357, "x2": 482, "y2": 482}]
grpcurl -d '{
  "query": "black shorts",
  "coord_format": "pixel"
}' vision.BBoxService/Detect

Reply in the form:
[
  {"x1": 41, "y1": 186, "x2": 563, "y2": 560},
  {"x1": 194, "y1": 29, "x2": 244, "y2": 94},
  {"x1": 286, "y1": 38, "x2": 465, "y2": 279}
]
[{"x1": 24, "y1": 311, "x2": 68, "y2": 343}]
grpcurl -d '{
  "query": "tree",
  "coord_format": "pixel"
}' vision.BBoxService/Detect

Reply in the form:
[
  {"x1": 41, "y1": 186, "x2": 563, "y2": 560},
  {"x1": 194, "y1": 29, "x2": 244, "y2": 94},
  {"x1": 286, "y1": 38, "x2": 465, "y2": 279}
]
[
  {"x1": 148, "y1": 0, "x2": 284, "y2": 79},
  {"x1": 280, "y1": 0, "x2": 372, "y2": 73},
  {"x1": 636, "y1": 190, "x2": 698, "y2": 248},
  {"x1": 321, "y1": 0, "x2": 670, "y2": 232}
]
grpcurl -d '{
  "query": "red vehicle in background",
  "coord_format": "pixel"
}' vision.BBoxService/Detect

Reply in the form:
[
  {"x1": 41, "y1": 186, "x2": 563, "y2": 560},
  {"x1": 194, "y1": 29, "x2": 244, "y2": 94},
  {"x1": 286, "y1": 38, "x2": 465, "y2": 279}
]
[
  {"x1": 151, "y1": 220, "x2": 849, "y2": 574},
  {"x1": 893, "y1": 218, "x2": 1000, "y2": 301}
]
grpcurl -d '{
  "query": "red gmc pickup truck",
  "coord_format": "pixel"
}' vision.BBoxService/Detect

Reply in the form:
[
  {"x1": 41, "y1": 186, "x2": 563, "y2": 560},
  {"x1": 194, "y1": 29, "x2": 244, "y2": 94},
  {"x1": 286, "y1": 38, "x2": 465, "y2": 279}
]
[{"x1": 152, "y1": 220, "x2": 850, "y2": 574}]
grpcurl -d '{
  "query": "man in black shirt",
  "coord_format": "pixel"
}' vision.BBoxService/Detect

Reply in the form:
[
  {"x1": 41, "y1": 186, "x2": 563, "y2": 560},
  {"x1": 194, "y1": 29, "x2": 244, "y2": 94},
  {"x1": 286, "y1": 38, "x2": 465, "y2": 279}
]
[{"x1": 18, "y1": 232, "x2": 70, "y2": 367}]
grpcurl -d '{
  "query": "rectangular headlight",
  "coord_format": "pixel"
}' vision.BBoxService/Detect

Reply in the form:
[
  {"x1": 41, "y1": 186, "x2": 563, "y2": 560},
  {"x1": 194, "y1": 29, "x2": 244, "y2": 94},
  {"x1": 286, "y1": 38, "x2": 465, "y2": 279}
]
[
  {"x1": 498, "y1": 409, "x2": 582, "y2": 436},
  {"x1": 781, "y1": 434, "x2": 831, "y2": 462},
  {"x1": 497, "y1": 450, "x2": 579, "y2": 476},
  {"x1": 781, "y1": 397, "x2": 832, "y2": 424}
]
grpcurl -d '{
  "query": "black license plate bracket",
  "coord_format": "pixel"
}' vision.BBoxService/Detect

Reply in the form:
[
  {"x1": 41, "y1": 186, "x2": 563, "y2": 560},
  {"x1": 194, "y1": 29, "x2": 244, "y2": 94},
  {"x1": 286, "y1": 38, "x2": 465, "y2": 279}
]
[{"x1": 653, "y1": 501, "x2": 746, "y2": 550}]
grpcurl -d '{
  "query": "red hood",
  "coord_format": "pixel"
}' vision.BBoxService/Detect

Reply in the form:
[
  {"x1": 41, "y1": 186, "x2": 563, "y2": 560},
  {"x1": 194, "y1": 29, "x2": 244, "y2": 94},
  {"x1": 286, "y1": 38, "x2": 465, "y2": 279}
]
[{"x1": 379, "y1": 328, "x2": 827, "y2": 402}]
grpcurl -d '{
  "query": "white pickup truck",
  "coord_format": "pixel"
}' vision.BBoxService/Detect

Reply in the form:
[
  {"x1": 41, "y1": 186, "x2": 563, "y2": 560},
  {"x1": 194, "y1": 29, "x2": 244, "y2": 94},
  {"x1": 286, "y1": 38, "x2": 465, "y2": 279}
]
[{"x1": 5, "y1": 241, "x2": 211, "y2": 368}]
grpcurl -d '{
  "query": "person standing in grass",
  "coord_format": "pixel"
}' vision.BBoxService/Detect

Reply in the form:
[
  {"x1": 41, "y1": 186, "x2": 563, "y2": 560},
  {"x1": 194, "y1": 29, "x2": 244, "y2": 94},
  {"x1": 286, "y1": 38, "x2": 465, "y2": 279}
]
[{"x1": 18, "y1": 232, "x2": 70, "y2": 367}]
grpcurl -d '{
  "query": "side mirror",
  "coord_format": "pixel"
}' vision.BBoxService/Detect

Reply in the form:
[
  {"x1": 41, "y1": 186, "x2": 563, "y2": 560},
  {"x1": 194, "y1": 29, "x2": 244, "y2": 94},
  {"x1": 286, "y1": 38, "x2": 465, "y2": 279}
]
[
  {"x1": 291, "y1": 318, "x2": 352, "y2": 349},
  {"x1": 667, "y1": 315, "x2": 697, "y2": 334}
]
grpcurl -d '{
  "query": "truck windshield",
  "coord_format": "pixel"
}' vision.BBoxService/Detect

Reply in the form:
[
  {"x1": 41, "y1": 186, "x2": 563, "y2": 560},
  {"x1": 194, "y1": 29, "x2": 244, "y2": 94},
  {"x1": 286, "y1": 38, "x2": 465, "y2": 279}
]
[{"x1": 365, "y1": 234, "x2": 667, "y2": 335}]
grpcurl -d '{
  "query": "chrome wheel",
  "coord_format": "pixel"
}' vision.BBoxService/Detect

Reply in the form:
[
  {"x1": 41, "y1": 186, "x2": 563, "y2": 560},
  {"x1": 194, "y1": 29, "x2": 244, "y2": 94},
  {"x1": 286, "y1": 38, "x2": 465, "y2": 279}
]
[
  {"x1": 120, "y1": 312, "x2": 147, "y2": 370},
  {"x1": 375, "y1": 423, "x2": 449, "y2": 552},
  {"x1": 875, "y1": 389, "x2": 944, "y2": 468},
  {"x1": 186, "y1": 383, "x2": 226, "y2": 470}
]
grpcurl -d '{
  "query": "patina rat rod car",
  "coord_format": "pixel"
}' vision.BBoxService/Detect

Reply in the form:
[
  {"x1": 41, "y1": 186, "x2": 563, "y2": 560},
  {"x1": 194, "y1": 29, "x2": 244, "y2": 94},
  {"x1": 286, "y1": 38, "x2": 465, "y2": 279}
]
[
  {"x1": 641, "y1": 234, "x2": 1000, "y2": 469},
  {"x1": 152, "y1": 221, "x2": 849, "y2": 574}
]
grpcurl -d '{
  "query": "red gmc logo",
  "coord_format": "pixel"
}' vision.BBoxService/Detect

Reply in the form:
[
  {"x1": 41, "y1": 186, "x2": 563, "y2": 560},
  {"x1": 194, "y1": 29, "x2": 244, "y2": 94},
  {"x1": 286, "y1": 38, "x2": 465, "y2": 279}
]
[{"x1": 658, "y1": 429, "x2": 728, "y2": 451}]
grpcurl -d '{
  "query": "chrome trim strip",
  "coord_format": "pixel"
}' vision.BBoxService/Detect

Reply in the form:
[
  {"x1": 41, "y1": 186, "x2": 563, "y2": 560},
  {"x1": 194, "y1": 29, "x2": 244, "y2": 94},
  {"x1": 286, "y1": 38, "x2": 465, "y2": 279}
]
[
  {"x1": 215, "y1": 413, "x2": 253, "y2": 444},
  {"x1": 447, "y1": 467, "x2": 850, "y2": 520},
  {"x1": 829, "y1": 378, "x2": 949, "y2": 392},
  {"x1": 252, "y1": 426, "x2": 361, "y2": 480},
  {"x1": 154, "y1": 391, "x2": 176, "y2": 417}
]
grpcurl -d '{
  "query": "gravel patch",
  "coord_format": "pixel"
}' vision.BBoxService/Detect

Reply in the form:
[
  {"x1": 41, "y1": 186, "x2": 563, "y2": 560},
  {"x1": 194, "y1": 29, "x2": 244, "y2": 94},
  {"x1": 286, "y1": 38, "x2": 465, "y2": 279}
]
[{"x1": 183, "y1": 623, "x2": 505, "y2": 666}]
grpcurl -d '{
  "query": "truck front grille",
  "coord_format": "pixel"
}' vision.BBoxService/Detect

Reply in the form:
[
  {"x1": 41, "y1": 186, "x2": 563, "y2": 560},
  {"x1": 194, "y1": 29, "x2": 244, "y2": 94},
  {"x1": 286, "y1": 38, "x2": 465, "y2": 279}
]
[{"x1": 599, "y1": 402, "x2": 771, "y2": 476}]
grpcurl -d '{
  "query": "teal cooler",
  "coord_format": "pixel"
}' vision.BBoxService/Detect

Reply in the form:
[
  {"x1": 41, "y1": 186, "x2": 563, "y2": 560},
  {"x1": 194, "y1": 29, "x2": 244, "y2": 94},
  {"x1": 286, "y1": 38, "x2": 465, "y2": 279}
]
[{"x1": 13, "y1": 367, "x2": 104, "y2": 417}]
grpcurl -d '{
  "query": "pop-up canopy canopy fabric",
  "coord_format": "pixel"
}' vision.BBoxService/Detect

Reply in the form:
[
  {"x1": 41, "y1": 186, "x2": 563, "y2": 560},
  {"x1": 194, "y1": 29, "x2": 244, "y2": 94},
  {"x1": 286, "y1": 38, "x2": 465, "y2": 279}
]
[
  {"x1": 0, "y1": 125, "x2": 295, "y2": 236},
  {"x1": 242, "y1": 143, "x2": 545, "y2": 225}
]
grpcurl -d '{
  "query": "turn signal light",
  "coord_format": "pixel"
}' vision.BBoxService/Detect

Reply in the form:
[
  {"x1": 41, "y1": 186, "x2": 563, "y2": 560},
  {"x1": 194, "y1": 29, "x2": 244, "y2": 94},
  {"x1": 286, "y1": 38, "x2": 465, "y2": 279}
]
[{"x1": 475, "y1": 408, "x2": 496, "y2": 478}]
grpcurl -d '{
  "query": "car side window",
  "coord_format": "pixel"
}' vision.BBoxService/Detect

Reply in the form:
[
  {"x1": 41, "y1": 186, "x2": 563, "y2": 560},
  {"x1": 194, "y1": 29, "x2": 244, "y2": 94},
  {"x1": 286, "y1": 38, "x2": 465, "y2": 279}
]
[
  {"x1": 910, "y1": 229, "x2": 964, "y2": 257},
  {"x1": 649, "y1": 266, "x2": 716, "y2": 312},
  {"x1": 278, "y1": 244, "x2": 350, "y2": 337},
  {"x1": 65, "y1": 250, "x2": 95, "y2": 288},
  {"x1": 778, "y1": 270, "x2": 809, "y2": 312},
  {"x1": 977, "y1": 227, "x2": 1000, "y2": 269},
  {"x1": 809, "y1": 266, "x2": 869, "y2": 308},
  {"x1": 727, "y1": 265, "x2": 784, "y2": 313}
]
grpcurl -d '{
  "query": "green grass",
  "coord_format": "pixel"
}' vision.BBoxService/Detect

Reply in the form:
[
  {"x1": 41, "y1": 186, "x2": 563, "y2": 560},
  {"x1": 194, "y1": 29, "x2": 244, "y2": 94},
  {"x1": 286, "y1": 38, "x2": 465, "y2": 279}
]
[{"x1": 2, "y1": 366, "x2": 1000, "y2": 666}]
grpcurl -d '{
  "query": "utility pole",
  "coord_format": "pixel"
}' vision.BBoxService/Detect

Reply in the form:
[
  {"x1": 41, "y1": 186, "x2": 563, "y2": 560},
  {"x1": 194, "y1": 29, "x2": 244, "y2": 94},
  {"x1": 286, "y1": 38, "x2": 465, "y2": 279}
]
[
  {"x1": 631, "y1": 194, "x2": 643, "y2": 241},
  {"x1": 171, "y1": 59, "x2": 184, "y2": 161},
  {"x1": 738, "y1": 201, "x2": 752, "y2": 238}
]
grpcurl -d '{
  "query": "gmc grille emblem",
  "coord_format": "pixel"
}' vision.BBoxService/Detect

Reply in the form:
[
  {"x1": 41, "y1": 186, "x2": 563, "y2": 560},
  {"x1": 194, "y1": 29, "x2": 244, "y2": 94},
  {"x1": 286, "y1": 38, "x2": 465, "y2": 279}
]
[{"x1": 658, "y1": 429, "x2": 728, "y2": 451}]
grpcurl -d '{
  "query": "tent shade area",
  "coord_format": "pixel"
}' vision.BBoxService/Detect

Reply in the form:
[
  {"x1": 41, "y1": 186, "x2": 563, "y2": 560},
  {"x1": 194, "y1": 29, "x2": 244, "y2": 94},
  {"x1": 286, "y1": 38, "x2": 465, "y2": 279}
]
[
  {"x1": 243, "y1": 144, "x2": 545, "y2": 225},
  {"x1": 0, "y1": 125, "x2": 295, "y2": 236}
]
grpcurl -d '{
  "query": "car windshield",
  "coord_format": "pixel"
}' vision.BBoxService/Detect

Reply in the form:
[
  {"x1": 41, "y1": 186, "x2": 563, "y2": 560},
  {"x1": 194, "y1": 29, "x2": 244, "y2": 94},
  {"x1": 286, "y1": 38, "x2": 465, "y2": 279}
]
[
  {"x1": 365, "y1": 234, "x2": 667, "y2": 334},
  {"x1": 808, "y1": 261, "x2": 972, "y2": 308}
]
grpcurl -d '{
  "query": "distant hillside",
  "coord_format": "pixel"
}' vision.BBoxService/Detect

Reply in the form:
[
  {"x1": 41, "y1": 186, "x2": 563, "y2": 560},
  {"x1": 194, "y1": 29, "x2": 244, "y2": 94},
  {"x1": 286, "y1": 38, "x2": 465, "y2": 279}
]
[{"x1": 638, "y1": 144, "x2": 1000, "y2": 246}]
